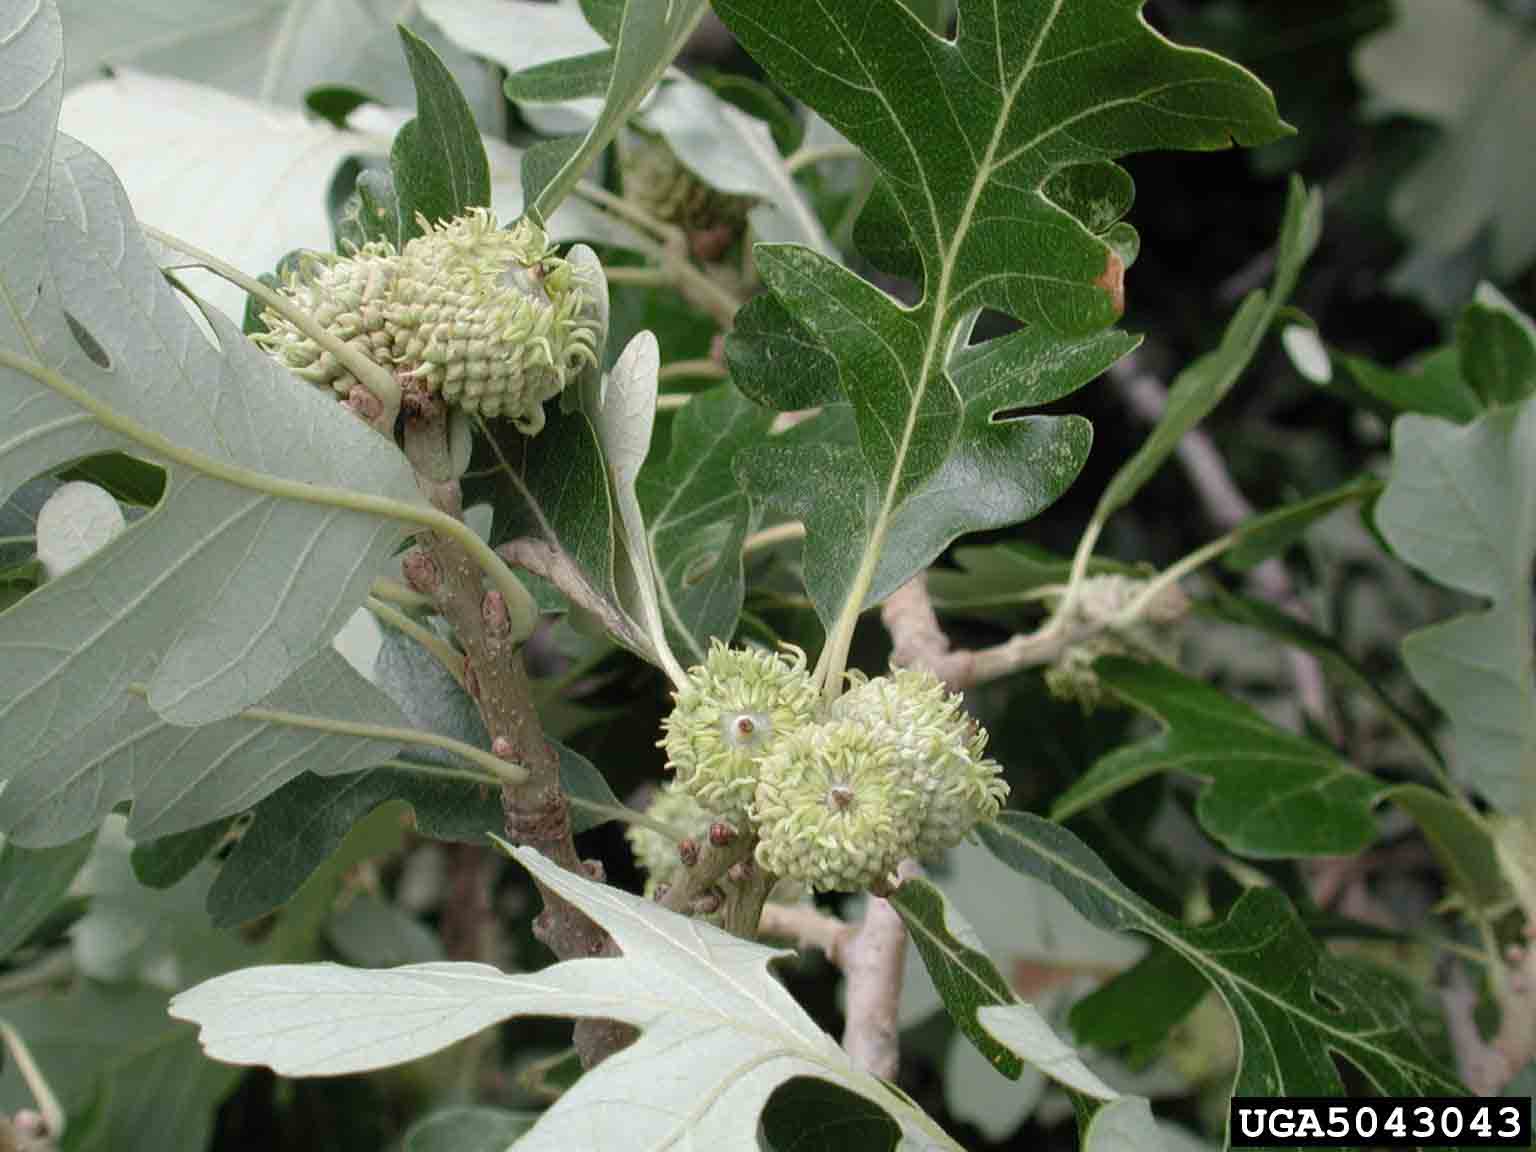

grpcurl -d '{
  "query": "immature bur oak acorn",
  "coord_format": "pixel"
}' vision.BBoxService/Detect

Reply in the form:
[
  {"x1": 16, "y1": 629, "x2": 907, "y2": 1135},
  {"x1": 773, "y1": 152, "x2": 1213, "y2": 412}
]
[
  {"x1": 626, "y1": 783, "x2": 713, "y2": 899},
  {"x1": 255, "y1": 209, "x2": 600, "y2": 430},
  {"x1": 752, "y1": 720, "x2": 919, "y2": 894},
  {"x1": 620, "y1": 133, "x2": 752, "y2": 258},
  {"x1": 661, "y1": 644, "x2": 1008, "y2": 894},
  {"x1": 830, "y1": 668, "x2": 1009, "y2": 860},
  {"x1": 660, "y1": 640, "x2": 819, "y2": 817}
]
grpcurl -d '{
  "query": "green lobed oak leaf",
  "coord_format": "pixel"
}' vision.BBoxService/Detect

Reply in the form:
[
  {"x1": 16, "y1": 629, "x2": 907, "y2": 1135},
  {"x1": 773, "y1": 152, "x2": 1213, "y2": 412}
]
[
  {"x1": 736, "y1": 323, "x2": 1130, "y2": 627},
  {"x1": 1068, "y1": 943, "x2": 1209, "y2": 1066},
  {"x1": 481, "y1": 406, "x2": 647, "y2": 647},
  {"x1": 391, "y1": 27, "x2": 492, "y2": 239},
  {"x1": 637, "y1": 382, "x2": 774, "y2": 664},
  {"x1": 978, "y1": 813, "x2": 1465, "y2": 1137},
  {"x1": 1376, "y1": 395, "x2": 1536, "y2": 816},
  {"x1": 718, "y1": 0, "x2": 1288, "y2": 336},
  {"x1": 726, "y1": 293, "x2": 843, "y2": 412},
  {"x1": 1052, "y1": 659, "x2": 1386, "y2": 858},
  {"x1": 715, "y1": 0, "x2": 1289, "y2": 632},
  {"x1": 172, "y1": 844, "x2": 967, "y2": 1151}
]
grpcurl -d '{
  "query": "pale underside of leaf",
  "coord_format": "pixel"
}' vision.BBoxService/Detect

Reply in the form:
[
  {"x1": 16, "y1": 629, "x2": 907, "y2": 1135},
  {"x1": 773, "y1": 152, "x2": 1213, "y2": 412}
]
[
  {"x1": 1, "y1": 12, "x2": 432, "y2": 841},
  {"x1": 582, "y1": 332, "x2": 681, "y2": 683},
  {"x1": 0, "y1": 647, "x2": 403, "y2": 848},
  {"x1": 172, "y1": 845, "x2": 964, "y2": 1151},
  {"x1": 57, "y1": 0, "x2": 502, "y2": 115},
  {"x1": 1377, "y1": 402, "x2": 1536, "y2": 816},
  {"x1": 58, "y1": 73, "x2": 641, "y2": 324}
]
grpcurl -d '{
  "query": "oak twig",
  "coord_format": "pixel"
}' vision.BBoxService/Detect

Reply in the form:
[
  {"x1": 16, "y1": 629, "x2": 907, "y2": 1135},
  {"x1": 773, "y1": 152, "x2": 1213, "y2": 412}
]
[{"x1": 401, "y1": 395, "x2": 632, "y2": 1068}]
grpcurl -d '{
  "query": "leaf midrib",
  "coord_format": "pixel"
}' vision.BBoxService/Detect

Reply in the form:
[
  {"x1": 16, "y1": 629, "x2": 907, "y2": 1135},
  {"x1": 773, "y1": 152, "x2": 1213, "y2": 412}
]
[{"x1": 830, "y1": 0, "x2": 1065, "y2": 654}]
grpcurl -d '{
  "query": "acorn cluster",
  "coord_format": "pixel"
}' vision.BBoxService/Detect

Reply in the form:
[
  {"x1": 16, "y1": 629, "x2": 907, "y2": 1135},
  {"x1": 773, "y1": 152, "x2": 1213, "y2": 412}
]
[
  {"x1": 656, "y1": 641, "x2": 1008, "y2": 893},
  {"x1": 254, "y1": 209, "x2": 600, "y2": 431}
]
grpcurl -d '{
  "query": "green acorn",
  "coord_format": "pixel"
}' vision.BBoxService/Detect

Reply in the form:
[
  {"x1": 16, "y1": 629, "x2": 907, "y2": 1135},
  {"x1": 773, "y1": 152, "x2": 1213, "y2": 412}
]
[
  {"x1": 626, "y1": 782, "x2": 713, "y2": 898},
  {"x1": 660, "y1": 640, "x2": 819, "y2": 817},
  {"x1": 752, "y1": 720, "x2": 922, "y2": 893},
  {"x1": 832, "y1": 668, "x2": 1008, "y2": 859},
  {"x1": 254, "y1": 209, "x2": 601, "y2": 431},
  {"x1": 620, "y1": 133, "x2": 752, "y2": 249}
]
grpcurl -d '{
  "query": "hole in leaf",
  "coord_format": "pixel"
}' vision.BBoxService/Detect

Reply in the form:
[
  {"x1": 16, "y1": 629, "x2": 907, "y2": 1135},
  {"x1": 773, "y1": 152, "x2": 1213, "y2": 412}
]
[
  {"x1": 57, "y1": 452, "x2": 168, "y2": 508},
  {"x1": 760, "y1": 1077, "x2": 900, "y2": 1152},
  {"x1": 63, "y1": 309, "x2": 111, "y2": 369}
]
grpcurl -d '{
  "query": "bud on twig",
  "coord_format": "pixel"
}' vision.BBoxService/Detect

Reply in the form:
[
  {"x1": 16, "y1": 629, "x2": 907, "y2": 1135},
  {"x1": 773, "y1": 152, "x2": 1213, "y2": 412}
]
[
  {"x1": 402, "y1": 549, "x2": 440, "y2": 596},
  {"x1": 709, "y1": 822, "x2": 738, "y2": 847}
]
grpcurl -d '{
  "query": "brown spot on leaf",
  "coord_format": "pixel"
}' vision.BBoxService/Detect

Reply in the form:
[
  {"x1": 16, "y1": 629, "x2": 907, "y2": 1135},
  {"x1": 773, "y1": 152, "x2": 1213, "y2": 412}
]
[{"x1": 1095, "y1": 248, "x2": 1126, "y2": 317}]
